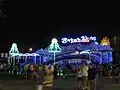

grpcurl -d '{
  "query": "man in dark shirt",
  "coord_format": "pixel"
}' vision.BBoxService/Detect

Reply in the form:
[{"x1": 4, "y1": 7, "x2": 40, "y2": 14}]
[
  {"x1": 88, "y1": 65, "x2": 97, "y2": 90},
  {"x1": 88, "y1": 65, "x2": 97, "y2": 79},
  {"x1": 108, "y1": 65, "x2": 112, "y2": 78}
]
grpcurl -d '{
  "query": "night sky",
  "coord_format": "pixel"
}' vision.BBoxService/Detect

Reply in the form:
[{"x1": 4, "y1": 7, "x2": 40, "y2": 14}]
[{"x1": 0, "y1": 1, "x2": 119, "y2": 52}]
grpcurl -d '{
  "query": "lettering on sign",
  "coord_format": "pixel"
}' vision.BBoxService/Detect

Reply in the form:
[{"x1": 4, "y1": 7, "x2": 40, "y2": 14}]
[{"x1": 61, "y1": 36, "x2": 96, "y2": 44}]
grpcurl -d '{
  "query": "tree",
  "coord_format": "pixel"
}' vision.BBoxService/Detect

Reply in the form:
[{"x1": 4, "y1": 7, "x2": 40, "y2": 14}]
[{"x1": 48, "y1": 38, "x2": 61, "y2": 63}]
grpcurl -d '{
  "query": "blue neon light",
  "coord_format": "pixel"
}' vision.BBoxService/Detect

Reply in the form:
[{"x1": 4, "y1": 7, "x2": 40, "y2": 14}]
[{"x1": 61, "y1": 36, "x2": 96, "y2": 44}]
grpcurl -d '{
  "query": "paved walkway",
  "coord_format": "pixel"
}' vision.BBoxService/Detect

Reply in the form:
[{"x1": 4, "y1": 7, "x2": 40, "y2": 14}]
[{"x1": 0, "y1": 72, "x2": 120, "y2": 90}]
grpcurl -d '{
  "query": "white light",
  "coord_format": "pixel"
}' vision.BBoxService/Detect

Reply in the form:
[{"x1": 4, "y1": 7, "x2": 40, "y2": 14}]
[
  {"x1": 80, "y1": 50, "x2": 90, "y2": 54},
  {"x1": 1, "y1": 53, "x2": 4, "y2": 57},
  {"x1": 61, "y1": 36, "x2": 96, "y2": 44},
  {"x1": 61, "y1": 38, "x2": 68, "y2": 43},
  {"x1": 70, "y1": 51, "x2": 79, "y2": 55},
  {"x1": 51, "y1": 38, "x2": 58, "y2": 43},
  {"x1": 29, "y1": 48, "x2": 33, "y2": 51},
  {"x1": 95, "y1": 42, "x2": 99, "y2": 45},
  {"x1": 75, "y1": 51, "x2": 79, "y2": 54},
  {"x1": 12, "y1": 43, "x2": 17, "y2": 47},
  {"x1": 111, "y1": 48, "x2": 113, "y2": 51},
  {"x1": 10, "y1": 53, "x2": 40, "y2": 57}
]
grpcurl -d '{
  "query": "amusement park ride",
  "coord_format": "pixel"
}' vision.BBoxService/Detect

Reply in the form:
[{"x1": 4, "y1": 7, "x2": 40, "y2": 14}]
[{"x1": 8, "y1": 36, "x2": 113, "y2": 70}]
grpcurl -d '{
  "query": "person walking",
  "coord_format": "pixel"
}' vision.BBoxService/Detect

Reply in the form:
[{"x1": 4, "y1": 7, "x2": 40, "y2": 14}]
[
  {"x1": 29, "y1": 64, "x2": 36, "y2": 79},
  {"x1": 35, "y1": 66, "x2": 45, "y2": 90},
  {"x1": 82, "y1": 63, "x2": 89, "y2": 89},
  {"x1": 77, "y1": 67, "x2": 83, "y2": 89},
  {"x1": 44, "y1": 66, "x2": 54, "y2": 90},
  {"x1": 87, "y1": 65, "x2": 97, "y2": 90},
  {"x1": 24, "y1": 64, "x2": 29, "y2": 78}
]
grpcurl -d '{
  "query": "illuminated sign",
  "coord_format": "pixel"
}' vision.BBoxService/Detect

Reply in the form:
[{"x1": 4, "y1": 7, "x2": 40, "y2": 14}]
[
  {"x1": 101, "y1": 37, "x2": 109, "y2": 46},
  {"x1": 61, "y1": 36, "x2": 96, "y2": 44}
]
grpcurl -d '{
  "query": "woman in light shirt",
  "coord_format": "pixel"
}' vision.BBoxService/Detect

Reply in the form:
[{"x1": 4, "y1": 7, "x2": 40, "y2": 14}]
[
  {"x1": 44, "y1": 66, "x2": 54, "y2": 90},
  {"x1": 82, "y1": 63, "x2": 89, "y2": 89}
]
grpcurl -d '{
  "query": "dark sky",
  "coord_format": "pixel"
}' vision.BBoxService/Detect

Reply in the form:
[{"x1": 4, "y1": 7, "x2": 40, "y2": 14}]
[{"x1": 0, "y1": 1, "x2": 119, "y2": 52}]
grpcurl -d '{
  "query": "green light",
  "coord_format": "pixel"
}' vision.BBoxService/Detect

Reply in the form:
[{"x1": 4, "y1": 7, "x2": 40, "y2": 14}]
[
  {"x1": 9, "y1": 43, "x2": 19, "y2": 69},
  {"x1": 9, "y1": 43, "x2": 19, "y2": 53},
  {"x1": 48, "y1": 38, "x2": 61, "y2": 52},
  {"x1": 48, "y1": 38, "x2": 61, "y2": 63}
]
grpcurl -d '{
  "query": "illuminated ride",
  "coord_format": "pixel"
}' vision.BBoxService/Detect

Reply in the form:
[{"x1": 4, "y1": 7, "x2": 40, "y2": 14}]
[
  {"x1": 9, "y1": 36, "x2": 112, "y2": 67},
  {"x1": 8, "y1": 36, "x2": 112, "y2": 77},
  {"x1": 9, "y1": 53, "x2": 40, "y2": 64},
  {"x1": 35, "y1": 36, "x2": 112, "y2": 65}
]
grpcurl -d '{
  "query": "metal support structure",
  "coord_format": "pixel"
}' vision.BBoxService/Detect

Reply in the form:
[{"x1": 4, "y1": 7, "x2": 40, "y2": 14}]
[{"x1": 53, "y1": 52, "x2": 56, "y2": 63}]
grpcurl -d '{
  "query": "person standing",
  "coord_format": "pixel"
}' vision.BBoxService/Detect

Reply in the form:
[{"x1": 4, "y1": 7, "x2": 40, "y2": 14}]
[
  {"x1": 77, "y1": 67, "x2": 83, "y2": 89},
  {"x1": 44, "y1": 66, "x2": 54, "y2": 90},
  {"x1": 87, "y1": 65, "x2": 97, "y2": 90},
  {"x1": 24, "y1": 64, "x2": 29, "y2": 78},
  {"x1": 36, "y1": 66, "x2": 45, "y2": 90},
  {"x1": 29, "y1": 64, "x2": 35, "y2": 79},
  {"x1": 82, "y1": 63, "x2": 89, "y2": 89},
  {"x1": 13, "y1": 65, "x2": 19, "y2": 75}
]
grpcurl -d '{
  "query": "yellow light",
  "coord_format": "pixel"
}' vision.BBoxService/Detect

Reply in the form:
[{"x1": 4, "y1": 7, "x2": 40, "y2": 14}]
[
  {"x1": 29, "y1": 48, "x2": 33, "y2": 52},
  {"x1": 101, "y1": 37, "x2": 109, "y2": 46}
]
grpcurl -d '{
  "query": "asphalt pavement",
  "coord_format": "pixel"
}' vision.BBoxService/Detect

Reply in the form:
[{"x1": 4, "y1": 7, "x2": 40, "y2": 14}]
[{"x1": 0, "y1": 72, "x2": 120, "y2": 90}]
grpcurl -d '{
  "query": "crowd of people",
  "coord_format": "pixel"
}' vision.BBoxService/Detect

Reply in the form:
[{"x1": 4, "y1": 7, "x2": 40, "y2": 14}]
[
  {"x1": 76, "y1": 62, "x2": 120, "y2": 90},
  {"x1": 22, "y1": 64, "x2": 54, "y2": 90},
  {"x1": 20, "y1": 63, "x2": 98, "y2": 90},
  {"x1": 77, "y1": 63, "x2": 98, "y2": 90},
  {"x1": 4, "y1": 61, "x2": 120, "y2": 90}
]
